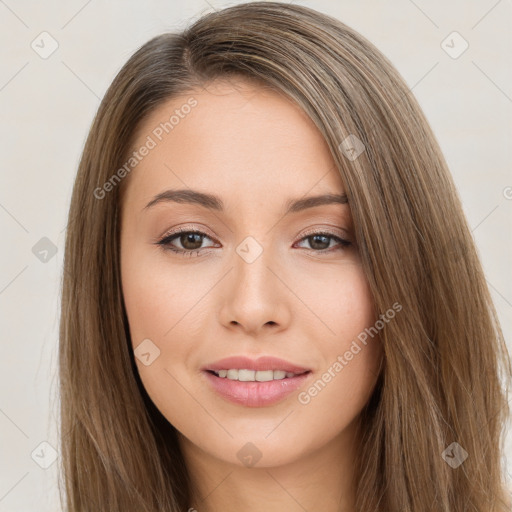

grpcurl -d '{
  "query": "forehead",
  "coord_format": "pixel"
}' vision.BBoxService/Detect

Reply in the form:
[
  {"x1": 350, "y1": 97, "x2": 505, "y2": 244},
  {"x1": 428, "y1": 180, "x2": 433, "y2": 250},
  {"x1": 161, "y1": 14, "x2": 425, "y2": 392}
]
[{"x1": 123, "y1": 78, "x2": 345, "y2": 209}]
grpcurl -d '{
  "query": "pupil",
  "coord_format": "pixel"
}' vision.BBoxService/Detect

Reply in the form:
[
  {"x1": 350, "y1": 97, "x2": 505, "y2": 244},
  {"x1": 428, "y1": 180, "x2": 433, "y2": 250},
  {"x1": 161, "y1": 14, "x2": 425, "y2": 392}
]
[
  {"x1": 310, "y1": 234, "x2": 329, "y2": 250},
  {"x1": 182, "y1": 233, "x2": 202, "y2": 250}
]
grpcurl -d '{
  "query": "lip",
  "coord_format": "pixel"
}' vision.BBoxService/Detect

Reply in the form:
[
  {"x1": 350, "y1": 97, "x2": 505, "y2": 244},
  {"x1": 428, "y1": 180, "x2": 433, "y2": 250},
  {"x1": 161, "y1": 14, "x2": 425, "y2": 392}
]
[
  {"x1": 202, "y1": 355, "x2": 311, "y2": 374},
  {"x1": 202, "y1": 370, "x2": 312, "y2": 407},
  {"x1": 201, "y1": 355, "x2": 312, "y2": 408}
]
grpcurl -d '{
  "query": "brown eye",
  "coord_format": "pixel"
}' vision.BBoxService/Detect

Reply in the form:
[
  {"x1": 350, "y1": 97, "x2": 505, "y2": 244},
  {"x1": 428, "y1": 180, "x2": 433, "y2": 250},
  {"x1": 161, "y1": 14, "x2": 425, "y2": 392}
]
[
  {"x1": 178, "y1": 232, "x2": 204, "y2": 251},
  {"x1": 156, "y1": 229, "x2": 216, "y2": 256},
  {"x1": 295, "y1": 232, "x2": 351, "y2": 252},
  {"x1": 307, "y1": 234, "x2": 331, "y2": 250}
]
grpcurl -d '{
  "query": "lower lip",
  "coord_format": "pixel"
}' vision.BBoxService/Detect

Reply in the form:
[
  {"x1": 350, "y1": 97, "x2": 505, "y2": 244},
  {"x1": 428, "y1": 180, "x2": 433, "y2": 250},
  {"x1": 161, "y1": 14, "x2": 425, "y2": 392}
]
[{"x1": 203, "y1": 370, "x2": 312, "y2": 407}]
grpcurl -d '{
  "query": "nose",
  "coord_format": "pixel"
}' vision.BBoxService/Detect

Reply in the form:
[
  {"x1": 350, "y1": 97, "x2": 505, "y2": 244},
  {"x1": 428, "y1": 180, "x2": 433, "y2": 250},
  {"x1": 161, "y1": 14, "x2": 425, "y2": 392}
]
[{"x1": 218, "y1": 242, "x2": 291, "y2": 335}]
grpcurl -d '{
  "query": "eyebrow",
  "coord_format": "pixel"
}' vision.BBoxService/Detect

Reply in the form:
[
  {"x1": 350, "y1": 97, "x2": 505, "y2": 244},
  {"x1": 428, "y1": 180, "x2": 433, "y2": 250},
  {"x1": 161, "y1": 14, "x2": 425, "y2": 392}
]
[{"x1": 143, "y1": 188, "x2": 348, "y2": 215}]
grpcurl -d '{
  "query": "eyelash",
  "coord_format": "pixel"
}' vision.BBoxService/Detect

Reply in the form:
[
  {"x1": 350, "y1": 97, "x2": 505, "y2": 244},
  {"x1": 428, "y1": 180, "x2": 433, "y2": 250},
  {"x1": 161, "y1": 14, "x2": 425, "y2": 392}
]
[{"x1": 155, "y1": 226, "x2": 352, "y2": 258}]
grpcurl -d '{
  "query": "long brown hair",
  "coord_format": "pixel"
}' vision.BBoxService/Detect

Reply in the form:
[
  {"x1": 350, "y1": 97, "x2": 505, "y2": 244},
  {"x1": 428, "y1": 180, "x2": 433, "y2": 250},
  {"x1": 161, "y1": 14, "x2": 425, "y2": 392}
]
[{"x1": 58, "y1": 2, "x2": 512, "y2": 510}]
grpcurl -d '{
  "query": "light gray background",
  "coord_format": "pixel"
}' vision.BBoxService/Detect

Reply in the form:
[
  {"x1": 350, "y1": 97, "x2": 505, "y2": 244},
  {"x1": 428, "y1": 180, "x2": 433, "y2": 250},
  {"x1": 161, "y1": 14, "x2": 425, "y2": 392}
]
[{"x1": 1, "y1": 0, "x2": 511, "y2": 510}]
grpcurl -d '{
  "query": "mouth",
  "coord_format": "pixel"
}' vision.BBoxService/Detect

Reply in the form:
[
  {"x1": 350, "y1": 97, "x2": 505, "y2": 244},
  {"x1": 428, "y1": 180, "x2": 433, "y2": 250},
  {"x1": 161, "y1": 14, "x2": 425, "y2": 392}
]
[
  {"x1": 205, "y1": 368, "x2": 311, "y2": 381},
  {"x1": 201, "y1": 357, "x2": 313, "y2": 407},
  {"x1": 202, "y1": 355, "x2": 311, "y2": 375}
]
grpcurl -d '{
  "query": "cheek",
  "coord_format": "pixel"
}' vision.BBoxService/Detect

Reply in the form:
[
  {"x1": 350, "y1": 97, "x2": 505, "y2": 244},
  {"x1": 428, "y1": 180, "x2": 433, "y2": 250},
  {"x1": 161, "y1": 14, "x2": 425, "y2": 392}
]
[
  {"x1": 293, "y1": 348, "x2": 381, "y2": 455},
  {"x1": 290, "y1": 260, "x2": 377, "y2": 346},
  {"x1": 293, "y1": 264, "x2": 382, "y2": 425},
  {"x1": 121, "y1": 252, "x2": 202, "y2": 432},
  {"x1": 120, "y1": 239, "x2": 199, "y2": 344},
  {"x1": 120, "y1": 242, "x2": 214, "y2": 417}
]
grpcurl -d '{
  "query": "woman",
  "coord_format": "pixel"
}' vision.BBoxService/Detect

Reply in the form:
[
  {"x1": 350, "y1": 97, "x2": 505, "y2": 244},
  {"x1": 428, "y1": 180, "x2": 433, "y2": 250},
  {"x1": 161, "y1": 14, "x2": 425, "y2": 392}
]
[{"x1": 58, "y1": 2, "x2": 512, "y2": 511}]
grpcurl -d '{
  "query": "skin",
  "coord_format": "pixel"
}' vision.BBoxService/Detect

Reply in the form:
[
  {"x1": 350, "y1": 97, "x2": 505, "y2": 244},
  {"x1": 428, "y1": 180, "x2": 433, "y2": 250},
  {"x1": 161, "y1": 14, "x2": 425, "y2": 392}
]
[{"x1": 120, "y1": 77, "x2": 383, "y2": 512}]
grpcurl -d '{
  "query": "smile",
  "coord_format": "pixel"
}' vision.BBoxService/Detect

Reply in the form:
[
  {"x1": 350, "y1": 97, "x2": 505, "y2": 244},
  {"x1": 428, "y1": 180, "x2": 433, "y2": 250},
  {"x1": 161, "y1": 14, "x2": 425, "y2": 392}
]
[{"x1": 211, "y1": 368, "x2": 308, "y2": 381}]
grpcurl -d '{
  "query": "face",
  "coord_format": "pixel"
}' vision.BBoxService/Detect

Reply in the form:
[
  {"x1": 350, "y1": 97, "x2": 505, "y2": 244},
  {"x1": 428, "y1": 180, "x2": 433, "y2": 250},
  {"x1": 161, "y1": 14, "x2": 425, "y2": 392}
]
[{"x1": 119, "y1": 77, "x2": 383, "y2": 469}]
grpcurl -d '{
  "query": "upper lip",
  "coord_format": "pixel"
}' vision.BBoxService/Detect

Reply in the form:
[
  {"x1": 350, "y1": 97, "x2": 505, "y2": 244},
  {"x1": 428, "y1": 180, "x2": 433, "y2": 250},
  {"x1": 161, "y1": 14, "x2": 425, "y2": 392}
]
[{"x1": 203, "y1": 356, "x2": 311, "y2": 374}]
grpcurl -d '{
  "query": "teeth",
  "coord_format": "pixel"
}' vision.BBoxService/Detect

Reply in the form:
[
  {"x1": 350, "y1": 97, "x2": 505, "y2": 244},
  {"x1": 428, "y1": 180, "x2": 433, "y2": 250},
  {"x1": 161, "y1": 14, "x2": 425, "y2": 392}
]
[
  {"x1": 239, "y1": 369, "x2": 257, "y2": 381},
  {"x1": 226, "y1": 369, "x2": 238, "y2": 380},
  {"x1": 212, "y1": 369, "x2": 304, "y2": 381}
]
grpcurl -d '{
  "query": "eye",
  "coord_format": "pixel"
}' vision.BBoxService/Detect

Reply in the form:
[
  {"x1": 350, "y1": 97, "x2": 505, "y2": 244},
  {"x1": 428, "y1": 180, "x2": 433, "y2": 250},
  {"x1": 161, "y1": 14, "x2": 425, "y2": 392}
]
[
  {"x1": 294, "y1": 230, "x2": 352, "y2": 252},
  {"x1": 155, "y1": 227, "x2": 218, "y2": 257},
  {"x1": 154, "y1": 227, "x2": 352, "y2": 257}
]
